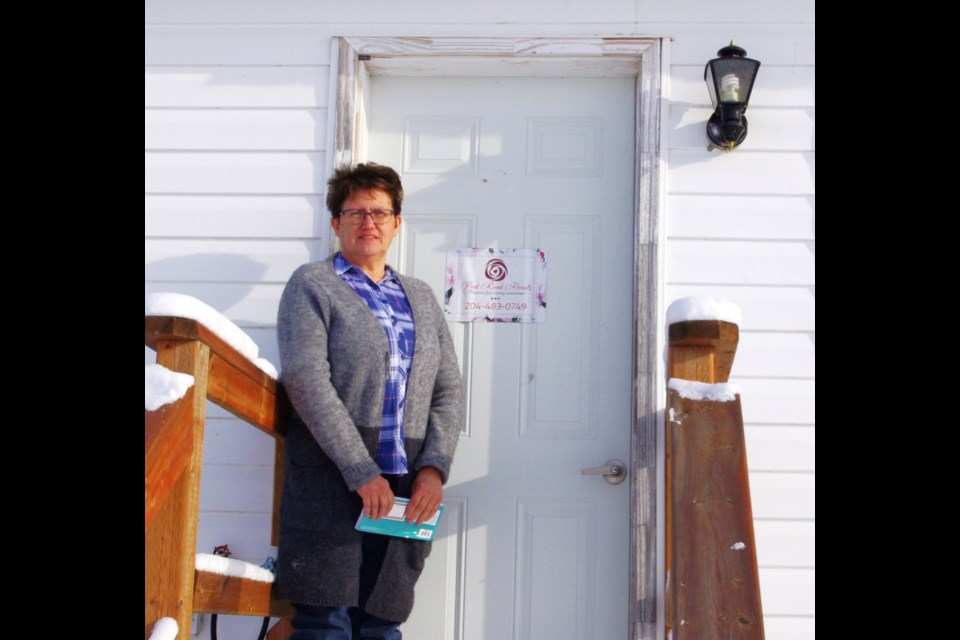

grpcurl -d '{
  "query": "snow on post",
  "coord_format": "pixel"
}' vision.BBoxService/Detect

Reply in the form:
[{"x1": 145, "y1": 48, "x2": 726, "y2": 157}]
[
  {"x1": 664, "y1": 296, "x2": 742, "y2": 383},
  {"x1": 145, "y1": 292, "x2": 278, "y2": 379},
  {"x1": 145, "y1": 364, "x2": 195, "y2": 411},
  {"x1": 667, "y1": 378, "x2": 740, "y2": 402},
  {"x1": 666, "y1": 296, "x2": 742, "y2": 328}
]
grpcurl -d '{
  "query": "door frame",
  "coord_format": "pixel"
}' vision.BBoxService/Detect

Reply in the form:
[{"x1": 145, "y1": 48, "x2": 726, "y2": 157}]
[{"x1": 327, "y1": 36, "x2": 667, "y2": 640}]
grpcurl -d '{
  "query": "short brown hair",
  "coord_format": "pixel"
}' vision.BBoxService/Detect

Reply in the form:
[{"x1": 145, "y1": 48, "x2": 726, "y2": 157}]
[{"x1": 326, "y1": 163, "x2": 404, "y2": 218}]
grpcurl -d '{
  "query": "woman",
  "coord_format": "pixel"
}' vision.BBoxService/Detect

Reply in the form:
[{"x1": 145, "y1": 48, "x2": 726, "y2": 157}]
[{"x1": 276, "y1": 163, "x2": 463, "y2": 639}]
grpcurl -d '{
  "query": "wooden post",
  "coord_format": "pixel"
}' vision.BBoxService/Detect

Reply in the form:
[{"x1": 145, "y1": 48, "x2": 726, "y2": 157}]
[
  {"x1": 145, "y1": 392, "x2": 195, "y2": 532},
  {"x1": 668, "y1": 319, "x2": 739, "y2": 384},
  {"x1": 145, "y1": 338, "x2": 210, "y2": 640},
  {"x1": 665, "y1": 319, "x2": 763, "y2": 640}
]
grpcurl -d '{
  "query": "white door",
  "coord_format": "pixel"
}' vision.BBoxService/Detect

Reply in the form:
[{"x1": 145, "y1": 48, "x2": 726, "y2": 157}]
[{"x1": 368, "y1": 75, "x2": 636, "y2": 640}]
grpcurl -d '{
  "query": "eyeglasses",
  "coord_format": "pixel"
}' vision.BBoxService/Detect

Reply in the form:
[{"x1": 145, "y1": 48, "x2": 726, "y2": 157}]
[{"x1": 338, "y1": 208, "x2": 397, "y2": 224}]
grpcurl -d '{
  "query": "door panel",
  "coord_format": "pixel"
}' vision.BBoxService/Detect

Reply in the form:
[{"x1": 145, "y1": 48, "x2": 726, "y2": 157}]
[{"x1": 368, "y1": 75, "x2": 635, "y2": 640}]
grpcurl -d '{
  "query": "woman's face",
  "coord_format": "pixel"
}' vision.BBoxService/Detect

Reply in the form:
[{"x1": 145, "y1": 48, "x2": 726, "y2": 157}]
[{"x1": 331, "y1": 188, "x2": 401, "y2": 268}]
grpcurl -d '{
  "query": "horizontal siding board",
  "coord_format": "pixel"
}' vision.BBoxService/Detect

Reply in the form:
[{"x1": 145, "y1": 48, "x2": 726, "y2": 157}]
[
  {"x1": 145, "y1": 195, "x2": 327, "y2": 239},
  {"x1": 668, "y1": 150, "x2": 815, "y2": 195},
  {"x1": 145, "y1": 67, "x2": 328, "y2": 108},
  {"x1": 196, "y1": 511, "x2": 277, "y2": 561},
  {"x1": 744, "y1": 426, "x2": 814, "y2": 472},
  {"x1": 144, "y1": 152, "x2": 324, "y2": 194},
  {"x1": 636, "y1": 0, "x2": 814, "y2": 23},
  {"x1": 667, "y1": 239, "x2": 814, "y2": 285},
  {"x1": 734, "y1": 332, "x2": 814, "y2": 378},
  {"x1": 671, "y1": 65, "x2": 815, "y2": 108},
  {"x1": 144, "y1": 282, "x2": 287, "y2": 326},
  {"x1": 758, "y1": 568, "x2": 815, "y2": 616},
  {"x1": 664, "y1": 25, "x2": 815, "y2": 66},
  {"x1": 733, "y1": 378, "x2": 815, "y2": 425},
  {"x1": 667, "y1": 194, "x2": 815, "y2": 240},
  {"x1": 761, "y1": 617, "x2": 815, "y2": 640},
  {"x1": 144, "y1": 238, "x2": 321, "y2": 283},
  {"x1": 146, "y1": 0, "x2": 812, "y2": 25},
  {"x1": 754, "y1": 520, "x2": 815, "y2": 567},
  {"x1": 146, "y1": 0, "x2": 638, "y2": 25},
  {"x1": 749, "y1": 472, "x2": 814, "y2": 520},
  {"x1": 202, "y1": 417, "x2": 277, "y2": 466},
  {"x1": 669, "y1": 106, "x2": 814, "y2": 151},
  {"x1": 145, "y1": 109, "x2": 325, "y2": 151},
  {"x1": 198, "y1": 464, "x2": 274, "y2": 512},
  {"x1": 145, "y1": 25, "x2": 332, "y2": 65},
  {"x1": 665, "y1": 284, "x2": 814, "y2": 332}
]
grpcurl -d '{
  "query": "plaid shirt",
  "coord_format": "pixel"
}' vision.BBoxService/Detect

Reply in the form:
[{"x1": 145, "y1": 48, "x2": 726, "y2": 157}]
[{"x1": 334, "y1": 253, "x2": 415, "y2": 474}]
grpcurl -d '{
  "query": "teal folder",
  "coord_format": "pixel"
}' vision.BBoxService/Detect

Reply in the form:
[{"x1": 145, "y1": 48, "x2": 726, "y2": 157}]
[{"x1": 355, "y1": 497, "x2": 443, "y2": 541}]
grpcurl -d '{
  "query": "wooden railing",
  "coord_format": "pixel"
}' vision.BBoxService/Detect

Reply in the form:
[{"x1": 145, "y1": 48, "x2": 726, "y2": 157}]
[
  {"x1": 146, "y1": 312, "x2": 764, "y2": 639},
  {"x1": 665, "y1": 319, "x2": 765, "y2": 639},
  {"x1": 144, "y1": 315, "x2": 293, "y2": 640}
]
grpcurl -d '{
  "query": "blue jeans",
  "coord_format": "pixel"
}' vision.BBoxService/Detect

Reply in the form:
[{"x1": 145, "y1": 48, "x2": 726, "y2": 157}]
[{"x1": 290, "y1": 603, "x2": 401, "y2": 640}]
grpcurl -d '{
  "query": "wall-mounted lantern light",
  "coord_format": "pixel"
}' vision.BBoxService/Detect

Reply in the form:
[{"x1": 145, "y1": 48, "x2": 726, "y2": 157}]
[{"x1": 704, "y1": 41, "x2": 761, "y2": 151}]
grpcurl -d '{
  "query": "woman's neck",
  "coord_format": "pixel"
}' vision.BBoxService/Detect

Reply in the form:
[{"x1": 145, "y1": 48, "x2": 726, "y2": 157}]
[{"x1": 342, "y1": 253, "x2": 387, "y2": 282}]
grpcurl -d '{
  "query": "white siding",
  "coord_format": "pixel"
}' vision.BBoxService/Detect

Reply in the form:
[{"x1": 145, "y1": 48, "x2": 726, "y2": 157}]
[
  {"x1": 146, "y1": 4, "x2": 814, "y2": 639},
  {"x1": 664, "y1": 17, "x2": 815, "y2": 639},
  {"x1": 145, "y1": 110, "x2": 326, "y2": 151}
]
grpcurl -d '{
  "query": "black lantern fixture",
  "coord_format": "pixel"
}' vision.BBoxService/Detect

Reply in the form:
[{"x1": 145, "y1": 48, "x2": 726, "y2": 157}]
[{"x1": 704, "y1": 41, "x2": 761, "y2": 151}]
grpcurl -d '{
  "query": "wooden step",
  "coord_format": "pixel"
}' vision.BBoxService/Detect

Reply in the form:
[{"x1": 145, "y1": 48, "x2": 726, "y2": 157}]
[{"x1": 193, "y1": 570, "x2": 295, "y2": 619}]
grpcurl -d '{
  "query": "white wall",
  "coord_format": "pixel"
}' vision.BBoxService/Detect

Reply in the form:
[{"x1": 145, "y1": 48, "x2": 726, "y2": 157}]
[
  {"x1": 663, "y1": 21, "x2": 814, "y2": 640},
  {"x1": 145, "y1": 3, "x2": 814, "y2": 639}
]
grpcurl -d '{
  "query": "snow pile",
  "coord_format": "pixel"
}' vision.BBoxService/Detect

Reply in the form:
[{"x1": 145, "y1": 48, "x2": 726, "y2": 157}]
[
  {"x1": 145, "y1": 364, "x2": 195, "y2": 411},
  {"x1": 145, "y1": 292, "x2": 277, "y2": 379},
  {"x1": 195, "y1": 553, "x2": 276, "y2": 583},
  {"x1": 668, "y1": 378, "x2": 740, "y2": 402},
  {"x1": 666, "y1": 296, "x2": 742, "y2": 327},
  {"x1": 148, "y1": 617, "x2": 178, "y2": 640}
]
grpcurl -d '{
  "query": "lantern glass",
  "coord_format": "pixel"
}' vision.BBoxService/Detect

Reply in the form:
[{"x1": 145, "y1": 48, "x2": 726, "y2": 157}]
[{"x1": 705, "y1": 56, "x2": 760, "y2": 108}]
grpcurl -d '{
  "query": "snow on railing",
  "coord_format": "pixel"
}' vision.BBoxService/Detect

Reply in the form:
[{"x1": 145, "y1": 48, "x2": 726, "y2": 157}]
[
  {"x1": 145, "y1": 292, "x2": 278, "y2": 379},
  {"x1": 195, "y1": 552, "x2": 276, "y2": 583}
]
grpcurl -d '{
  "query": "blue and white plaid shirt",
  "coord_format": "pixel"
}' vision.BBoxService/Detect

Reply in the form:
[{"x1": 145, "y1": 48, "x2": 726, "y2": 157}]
[{"x1": 334, "y1": 253, "x2": 415, "y2": 475}]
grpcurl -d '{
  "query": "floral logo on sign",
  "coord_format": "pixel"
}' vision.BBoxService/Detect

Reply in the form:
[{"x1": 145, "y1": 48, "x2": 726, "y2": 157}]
[
  {"x1": 485, "y1": 258, "x2": 508, "y2": 281},
  {"x1": 444, "y1": 265, "x2": 455, "y2": 305}
]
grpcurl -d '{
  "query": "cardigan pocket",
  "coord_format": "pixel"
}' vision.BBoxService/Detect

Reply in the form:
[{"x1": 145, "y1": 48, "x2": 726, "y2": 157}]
[{"x1": 281, "y1": 460, "x2": 348, "y2": 534}]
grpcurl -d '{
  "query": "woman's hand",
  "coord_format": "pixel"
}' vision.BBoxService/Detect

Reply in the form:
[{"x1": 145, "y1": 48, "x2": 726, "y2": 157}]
[
  {"x1": 406, "y1": 466, "x2": 443, "y2": 525},
  {"x1": 356, "y1": 475, "x2": 395, "y2": 520}
]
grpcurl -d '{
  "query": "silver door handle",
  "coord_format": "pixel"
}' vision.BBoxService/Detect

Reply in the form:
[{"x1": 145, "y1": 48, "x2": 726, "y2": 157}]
[{"x1": 581, "y1": 459, "x2": 627, "y2": 484}]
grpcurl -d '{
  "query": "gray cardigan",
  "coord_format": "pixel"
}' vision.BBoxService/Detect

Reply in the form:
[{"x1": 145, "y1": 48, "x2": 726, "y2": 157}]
[{"x1": 275, "y1": 257, "x2": 463, "y2": 621}]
